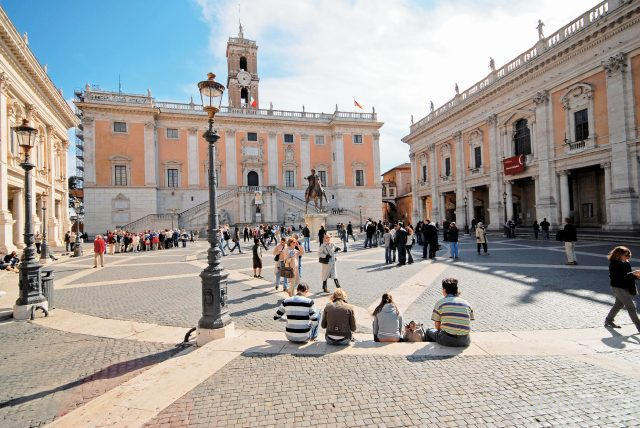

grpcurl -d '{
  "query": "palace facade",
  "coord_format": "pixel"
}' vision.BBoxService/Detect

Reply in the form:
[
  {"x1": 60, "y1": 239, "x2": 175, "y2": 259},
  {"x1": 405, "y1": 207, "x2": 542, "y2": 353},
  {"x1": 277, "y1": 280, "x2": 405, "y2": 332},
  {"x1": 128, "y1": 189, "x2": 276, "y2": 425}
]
[
  {"x1": 403, "y1": 0, "x2": 640, "y2": 231},
  {"x1": 75, "y1": 28, "x2": 383, "y2": 236},
  {"x1": 0, "y1": 8, "x2": 77, "y2": 253}
]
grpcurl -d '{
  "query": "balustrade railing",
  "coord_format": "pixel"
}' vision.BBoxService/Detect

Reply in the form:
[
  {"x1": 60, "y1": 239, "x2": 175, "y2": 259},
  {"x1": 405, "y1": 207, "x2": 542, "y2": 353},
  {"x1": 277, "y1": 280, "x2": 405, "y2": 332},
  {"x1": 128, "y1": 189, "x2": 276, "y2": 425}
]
[{"x1": 410, "y1": 0, "x2": 618, "y2": 134}]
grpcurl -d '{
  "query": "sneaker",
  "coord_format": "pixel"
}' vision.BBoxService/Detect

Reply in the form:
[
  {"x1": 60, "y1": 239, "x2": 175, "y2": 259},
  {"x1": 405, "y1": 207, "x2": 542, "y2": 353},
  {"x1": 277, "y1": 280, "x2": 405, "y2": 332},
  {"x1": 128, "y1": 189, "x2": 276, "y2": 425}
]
[
  {"x1": 604, "y1": 320, "x2": 621, "y2": 328},
  {"x1": 257, "y1": 275, "x2": 264, "y2": 279}
]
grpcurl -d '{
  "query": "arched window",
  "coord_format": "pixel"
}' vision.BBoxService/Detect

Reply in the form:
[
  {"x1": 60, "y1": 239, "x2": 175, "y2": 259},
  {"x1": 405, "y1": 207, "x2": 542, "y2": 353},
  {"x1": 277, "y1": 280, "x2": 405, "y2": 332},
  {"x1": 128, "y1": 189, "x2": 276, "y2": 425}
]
[
  {"x1": 240, "y1": 56, "x2": 247, "y2": 71},
  {"x1": 513, "y1": 119, "x2": 531, "y2": 156},
  {"x1": 241, "y1": 88, "x2": 249, "y2": 107},
  {"x1": 247, "y1": 171, "x2": 259, "y2": 186}
]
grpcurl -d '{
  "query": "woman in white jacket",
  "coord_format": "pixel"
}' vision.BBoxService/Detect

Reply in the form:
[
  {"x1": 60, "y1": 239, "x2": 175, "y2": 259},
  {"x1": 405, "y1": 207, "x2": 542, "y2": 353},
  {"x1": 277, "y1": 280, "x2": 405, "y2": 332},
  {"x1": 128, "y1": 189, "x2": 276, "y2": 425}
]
[{"x1": 318, "y1": 234, "x2": 341, "y2": 293}]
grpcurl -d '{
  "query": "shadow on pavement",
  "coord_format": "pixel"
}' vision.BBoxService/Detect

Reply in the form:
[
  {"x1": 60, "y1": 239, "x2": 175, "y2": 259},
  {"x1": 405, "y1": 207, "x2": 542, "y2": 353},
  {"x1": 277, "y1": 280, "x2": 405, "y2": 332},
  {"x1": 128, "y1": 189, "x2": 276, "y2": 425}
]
[{"x1": 601, "y1": 328, "x2": 640, "y2": 349}]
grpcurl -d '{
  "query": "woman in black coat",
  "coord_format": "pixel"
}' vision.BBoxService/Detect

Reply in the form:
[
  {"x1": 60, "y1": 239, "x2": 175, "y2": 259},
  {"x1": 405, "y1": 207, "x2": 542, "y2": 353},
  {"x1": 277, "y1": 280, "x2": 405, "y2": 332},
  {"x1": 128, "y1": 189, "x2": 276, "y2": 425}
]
[{"x1": 605, "y1": 246, "x2": 640, "y2": 332}]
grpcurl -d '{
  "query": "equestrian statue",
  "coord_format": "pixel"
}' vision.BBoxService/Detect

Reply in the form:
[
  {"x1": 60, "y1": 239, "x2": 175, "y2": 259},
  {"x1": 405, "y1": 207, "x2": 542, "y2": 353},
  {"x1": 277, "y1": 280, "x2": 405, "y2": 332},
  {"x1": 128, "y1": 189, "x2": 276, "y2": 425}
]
[{"x1": 305, "y1": 169, "x2": 328, "y2": 213}]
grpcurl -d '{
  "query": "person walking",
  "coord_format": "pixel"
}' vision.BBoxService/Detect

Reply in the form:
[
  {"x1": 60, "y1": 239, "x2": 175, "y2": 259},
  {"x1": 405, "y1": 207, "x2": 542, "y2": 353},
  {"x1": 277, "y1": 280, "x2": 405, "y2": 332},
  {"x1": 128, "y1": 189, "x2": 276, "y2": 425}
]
[
  {"x1": 372, "y1": 293, "x2": 403, "y2": 342},
  {"x1": 322, "y1": 289, "x2": 356, "y2": 346},
  {"x1": 532, "y1": 220, "x2": 540, "y2": 240},
  {"x1": 64, "y1": 231, "x2": 71, "y2": 252},
  {"x1": 302, "y1": 224, "x2": 311, "y2": 252},
  {"x1": 35, "y1": 231, "x2": 42, "y2": 254},
  {"x1": 229, "y1": 228, "x2": 244, "y2": 253},
  {"x1": 340, "y1": 223, "x2": 348, "y2": 252},
  {"x1": 318, "y1": 234, "x2": 342, "y2": 293},
  {"x1": 93, "y1": 234, "x2": 106, "y2": 268},
  {"x1": 422, "y1": 219, "x2": 438, "y2": 260},
  {"x1": 252, "y1": 238, "x2": 264, "y2": 279},
  {"x1": 283, "y1": 237, "x2": 305, "y2": 296},
  {"x1": 272, "y1": 238, "x2": 288, "y2": 291},
  {"x1": 561, "y1": 217, "x2": 578, "y2": 265},
  {"x1": 347, "y1": 221, "x2": 355, "y2": 242},
  {"x1": 395, "y1": 222, "x2": 408, "y2": 266},
  {"x1": 243, "y1": 226, "x2": 250, "y2": 243},
  {"x1": 448, "y1": 222, "x2": 459, "y2": 259},
  {"x1": 540, "y1": 218, "x2": 550, "y2": 240},
  {"x1": 604, "y1": 246, "x2": 640, "y2": 333},
  {"x1": 383, "y1": 227, "x2": 393, "y2": 264},
  {"x1": 317, "y1": 225, "x2": 326, "y2": 250},
  {"x1": 405, "y1": 225, "x2": 415, "y2": 264},
  {"x1": 475, "y1": 222, "x2": 488, "y2": 255}
]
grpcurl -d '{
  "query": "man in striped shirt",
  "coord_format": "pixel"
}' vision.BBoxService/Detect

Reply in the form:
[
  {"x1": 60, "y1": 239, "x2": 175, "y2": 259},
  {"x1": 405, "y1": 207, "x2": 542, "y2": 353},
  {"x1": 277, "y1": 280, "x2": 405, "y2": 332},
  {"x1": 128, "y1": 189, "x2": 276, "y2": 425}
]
[
  {"x1": 274, "y1": 283, "x2": 321, "y2": 343},
  {"x1": 425, "y1": 278, "x2": 474, "y2": 347}
]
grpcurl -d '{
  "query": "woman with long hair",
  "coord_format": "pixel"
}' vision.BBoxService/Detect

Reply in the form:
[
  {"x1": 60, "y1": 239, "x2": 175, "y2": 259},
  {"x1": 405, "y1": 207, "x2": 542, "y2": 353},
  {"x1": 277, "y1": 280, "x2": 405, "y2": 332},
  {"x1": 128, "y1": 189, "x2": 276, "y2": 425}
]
[
  {"x1": 318, "y1": 234, "x2": 341, "y2": 293},
  {"x1": 605, "y1": 246, "x2": 640, "y2": 332},
  {"x1": 372, "y1": 293, "x2": 403, "y2": 342}
]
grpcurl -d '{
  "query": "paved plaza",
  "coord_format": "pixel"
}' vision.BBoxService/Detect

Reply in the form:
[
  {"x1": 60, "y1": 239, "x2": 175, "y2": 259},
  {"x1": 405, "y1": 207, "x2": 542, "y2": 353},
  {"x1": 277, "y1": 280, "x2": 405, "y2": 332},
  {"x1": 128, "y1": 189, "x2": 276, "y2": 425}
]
[{"x1": 1, "y1": 234, "x2": 640, "y2": 427}]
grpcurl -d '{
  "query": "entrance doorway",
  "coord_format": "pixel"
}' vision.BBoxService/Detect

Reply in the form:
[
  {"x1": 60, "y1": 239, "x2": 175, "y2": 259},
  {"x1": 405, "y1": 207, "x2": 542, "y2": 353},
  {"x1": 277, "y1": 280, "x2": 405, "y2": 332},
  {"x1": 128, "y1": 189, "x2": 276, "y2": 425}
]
[{"x1": 247, "y1": 171, "x2": 259, "y2": 186}]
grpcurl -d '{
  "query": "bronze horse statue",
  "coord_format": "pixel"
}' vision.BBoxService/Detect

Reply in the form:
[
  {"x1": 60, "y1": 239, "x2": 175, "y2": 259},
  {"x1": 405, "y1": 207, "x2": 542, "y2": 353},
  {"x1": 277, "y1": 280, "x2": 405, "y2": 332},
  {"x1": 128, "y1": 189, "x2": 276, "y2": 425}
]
[{"x1": 305, "y1": 171, "x2": 328, "y2": 213}]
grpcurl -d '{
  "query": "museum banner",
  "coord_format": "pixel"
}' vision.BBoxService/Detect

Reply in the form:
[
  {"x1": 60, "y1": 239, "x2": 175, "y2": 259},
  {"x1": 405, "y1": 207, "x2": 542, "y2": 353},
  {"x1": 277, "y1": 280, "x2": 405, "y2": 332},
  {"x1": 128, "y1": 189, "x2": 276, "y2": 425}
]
[{"x1": 503, "y1": 155, "x2": 525, "y2": 175}]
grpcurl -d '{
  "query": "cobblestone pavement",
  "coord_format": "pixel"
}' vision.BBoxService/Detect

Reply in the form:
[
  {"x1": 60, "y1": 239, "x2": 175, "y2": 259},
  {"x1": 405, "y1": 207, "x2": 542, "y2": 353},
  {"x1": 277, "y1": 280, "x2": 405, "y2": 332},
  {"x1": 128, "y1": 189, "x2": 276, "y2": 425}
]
[
  {"x1": 52, "y1": 237, "x2": 639, "y2": 333},
  {"x1": 146, "y1": 353, "x2": 640, "y2": 427},
  {"x1": 0, "y1": 321, "x2": 186, "y2": 428}
]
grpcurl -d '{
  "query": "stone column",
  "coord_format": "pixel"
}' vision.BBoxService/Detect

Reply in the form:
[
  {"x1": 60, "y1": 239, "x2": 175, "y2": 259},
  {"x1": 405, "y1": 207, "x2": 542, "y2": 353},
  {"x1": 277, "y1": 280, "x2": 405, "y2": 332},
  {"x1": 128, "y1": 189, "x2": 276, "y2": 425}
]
[
  {"x1": 429, "y1": 146, "x2": 439, "y2": 222},
  {"x1": 144, "y1": 122, "x2": 157, "y2": 186},
  {"x1": 409, "y1": 153, "x2": 419, "y2": 221},
  {"x1": 532, "y1": 90, "x2": 557, "y2": 224},
  {"x1": 187, "y1": 127, "x2": 200, "y2": 187},
  {"x1": 559, "y1": 171, "x2": 571, "y2": 222},
  {"x1": 486, "y1": 114, "x2": 501, "y2": 230},
  {"x1": 601, "y1": 162, "x2": 612, "y2": 226},
  {"x1": 300, "y1": 134, "x2": 310, "y2": 181},
  {"x1": 0, "y1": 73, "x2": 13, "y2": 252},
  {"x1": 440, "y1": 193, "x2": 446, "y2": 224},
  {"x1": 224, "y1": 129, "x2": 236, "y2": 186},
  {"x1": 453, "y1": 131, "x2": 464, "y2": 223},
  {"x1": 267, "y1": 133, "x2": 278, "y2": 186},
  {"x1": 505, "y1": 181, "x2": 514, "y2": 221},
  {"x1": 13, "y1": 189, "x2": 24, "y2": 248},
  {"x1": 372, "y1": 132, "x2": 381, "y2": 186},
  {"x1": 332, "y1": 134, "x2": 345, "y2": 186},
  {"x1": 83, "y1": 117, "x2": 96, "y2": 185},
  {"x1": 418, "y1": 196, "x2": 425, "y2": 222},
  {"x1": 467, "y1": 188, "x2": 474, "y2": 228},
  {"x1": 604, "y1": 52, "x2": 639, "y2": 229}
]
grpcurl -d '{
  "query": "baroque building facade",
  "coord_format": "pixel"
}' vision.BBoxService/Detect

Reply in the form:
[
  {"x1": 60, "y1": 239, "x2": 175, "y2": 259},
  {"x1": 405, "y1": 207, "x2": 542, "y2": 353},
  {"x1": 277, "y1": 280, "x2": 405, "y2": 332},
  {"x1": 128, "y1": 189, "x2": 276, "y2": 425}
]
[
  {"x1": 0, "y1": 7, "x2": 77, "y2": 253},
  {"x1": 403, "y1": 0, "x2": 640, "y2": 232},
  {"x1": 381, "y1": 163, "x2": 413, "y2": 224},
  {"x1": 75, "y1": 28, "x2": 383, "y2": 236}
]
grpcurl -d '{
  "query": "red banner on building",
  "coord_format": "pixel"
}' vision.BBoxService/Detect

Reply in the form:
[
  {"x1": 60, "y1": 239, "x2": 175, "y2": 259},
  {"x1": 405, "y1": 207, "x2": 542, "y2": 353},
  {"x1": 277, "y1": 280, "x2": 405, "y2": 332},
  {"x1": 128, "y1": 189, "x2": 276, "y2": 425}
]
[{"x1": 503, "y1": 155, "x2": 525, "y2": 175}]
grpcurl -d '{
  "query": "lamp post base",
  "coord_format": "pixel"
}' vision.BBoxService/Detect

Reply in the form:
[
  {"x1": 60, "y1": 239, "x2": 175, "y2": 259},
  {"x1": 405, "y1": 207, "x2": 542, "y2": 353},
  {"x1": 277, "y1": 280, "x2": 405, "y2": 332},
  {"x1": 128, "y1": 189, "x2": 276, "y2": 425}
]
[
  {"x1": 196, "y1": 322, "x2": 235, "y2": 346},
  {"x1": 13, "y1": 301, "x2": 48, "y2": 320}
]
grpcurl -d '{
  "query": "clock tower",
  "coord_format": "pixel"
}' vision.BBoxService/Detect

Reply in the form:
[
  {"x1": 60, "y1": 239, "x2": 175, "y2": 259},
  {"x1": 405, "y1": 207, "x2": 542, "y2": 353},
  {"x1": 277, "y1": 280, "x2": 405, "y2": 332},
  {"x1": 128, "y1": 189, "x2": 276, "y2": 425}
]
[{"x1": 226, "y1": 23, "x2": 259, "y2": 109}]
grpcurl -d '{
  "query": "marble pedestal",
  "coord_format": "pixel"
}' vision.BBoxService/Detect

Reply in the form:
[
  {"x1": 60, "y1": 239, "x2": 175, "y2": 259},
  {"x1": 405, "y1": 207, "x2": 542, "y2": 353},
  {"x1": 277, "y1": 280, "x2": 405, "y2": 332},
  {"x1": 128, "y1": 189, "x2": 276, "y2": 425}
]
[{"x1": 303, "y1": 213, "x2": 328, "y2": 243}]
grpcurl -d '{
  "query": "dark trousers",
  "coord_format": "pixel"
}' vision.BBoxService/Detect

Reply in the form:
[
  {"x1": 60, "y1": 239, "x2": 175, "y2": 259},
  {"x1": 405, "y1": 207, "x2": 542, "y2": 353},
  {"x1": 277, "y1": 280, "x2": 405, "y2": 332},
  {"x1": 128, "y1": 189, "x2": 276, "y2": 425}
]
[
  {"x1": 606, "y1": 287, "x2": 640, "y2": 331},
  {"x1": 425, "y1": 329, "x2": 470, "y2": 347},
  {"x1": 397, "y1": 244, "x2": 406, "y2": 265},
  {"x1": 405, "y1": 245, "x2": 414, "y2": 264},
  {"x1": 428, "y1": 241, "x2": 437, "y2": 258},
  {"x1": 477, "y1": 242, "x2": 488, "y2": 253}
]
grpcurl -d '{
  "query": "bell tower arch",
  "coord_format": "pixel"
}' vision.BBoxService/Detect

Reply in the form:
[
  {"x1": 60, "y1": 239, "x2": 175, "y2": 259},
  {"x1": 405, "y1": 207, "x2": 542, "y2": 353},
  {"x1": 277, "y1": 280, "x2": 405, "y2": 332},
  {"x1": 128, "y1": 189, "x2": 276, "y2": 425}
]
[{"x1": 226, "y1": 23, "x2": 259, "y2": 109}]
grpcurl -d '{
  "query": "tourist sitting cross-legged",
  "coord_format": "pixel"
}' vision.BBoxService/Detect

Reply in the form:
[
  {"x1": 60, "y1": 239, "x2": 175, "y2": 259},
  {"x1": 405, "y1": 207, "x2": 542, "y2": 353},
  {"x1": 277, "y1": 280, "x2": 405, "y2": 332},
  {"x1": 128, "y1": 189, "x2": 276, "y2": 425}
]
[
  {"x1": 273, "y1": 282, "x2": 320, "y2": 343},
  {"x1": 372, "y1": 293, "x2": 403, "y2": 342},
  {"x1": 425, "y1": 278, "x2": 474, "y2": 347},
  {"x1": 322, "y1": 289, "x2": 356, "y2": 345}
]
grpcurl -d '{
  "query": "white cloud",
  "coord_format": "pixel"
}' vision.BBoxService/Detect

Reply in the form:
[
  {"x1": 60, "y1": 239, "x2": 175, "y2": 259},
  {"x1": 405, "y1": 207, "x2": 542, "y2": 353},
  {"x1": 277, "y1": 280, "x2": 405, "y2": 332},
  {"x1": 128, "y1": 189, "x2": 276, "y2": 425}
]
[{"x1": 196, "y1": 0, "x2": 592, "y2": 173}]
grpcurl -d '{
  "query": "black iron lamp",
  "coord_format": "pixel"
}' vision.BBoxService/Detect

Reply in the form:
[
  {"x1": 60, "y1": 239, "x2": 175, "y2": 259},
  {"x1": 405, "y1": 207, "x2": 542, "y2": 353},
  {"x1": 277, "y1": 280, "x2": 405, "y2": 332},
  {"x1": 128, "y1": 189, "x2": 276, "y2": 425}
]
[{"x1": 463, "y1": 196, "x2": 469, "y2": 234}]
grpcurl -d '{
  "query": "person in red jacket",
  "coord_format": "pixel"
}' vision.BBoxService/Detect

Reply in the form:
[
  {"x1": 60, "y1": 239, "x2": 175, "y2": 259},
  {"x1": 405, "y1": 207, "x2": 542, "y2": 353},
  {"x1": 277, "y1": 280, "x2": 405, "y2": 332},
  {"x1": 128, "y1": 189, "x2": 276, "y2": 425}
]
[{"x1": 93, "y1": 234, "x2": 106, "y2": 268}]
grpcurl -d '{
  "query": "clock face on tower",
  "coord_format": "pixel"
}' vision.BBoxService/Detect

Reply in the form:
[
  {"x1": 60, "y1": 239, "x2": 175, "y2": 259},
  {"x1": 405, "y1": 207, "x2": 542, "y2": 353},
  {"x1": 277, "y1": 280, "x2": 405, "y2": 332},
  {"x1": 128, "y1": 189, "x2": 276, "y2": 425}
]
[{"x1": 237, "y1": 70, "x2": 251, "y2": 87}]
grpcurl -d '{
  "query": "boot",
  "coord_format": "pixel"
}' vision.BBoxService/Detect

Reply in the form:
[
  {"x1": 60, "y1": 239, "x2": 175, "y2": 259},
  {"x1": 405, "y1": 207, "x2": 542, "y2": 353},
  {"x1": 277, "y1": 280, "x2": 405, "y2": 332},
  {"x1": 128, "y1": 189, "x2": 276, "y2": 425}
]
[
  {"x1": 334, "y1": 279, "x2": 341, "y2": 288},
  {"x1": 322, "y1": 280, "x2": 328, "y2": 293}
]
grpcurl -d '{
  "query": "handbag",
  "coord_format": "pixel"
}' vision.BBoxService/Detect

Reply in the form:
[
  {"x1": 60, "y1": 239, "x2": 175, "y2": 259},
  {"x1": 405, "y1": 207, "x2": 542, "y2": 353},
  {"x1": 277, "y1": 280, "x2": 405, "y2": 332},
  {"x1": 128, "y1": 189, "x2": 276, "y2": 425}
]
[
  {"x1": 319, "y1": 255, "x2": 330, "y2": 264},
  {"x1": 281, "y1": 266, "x2": 295, "y2": 278}
]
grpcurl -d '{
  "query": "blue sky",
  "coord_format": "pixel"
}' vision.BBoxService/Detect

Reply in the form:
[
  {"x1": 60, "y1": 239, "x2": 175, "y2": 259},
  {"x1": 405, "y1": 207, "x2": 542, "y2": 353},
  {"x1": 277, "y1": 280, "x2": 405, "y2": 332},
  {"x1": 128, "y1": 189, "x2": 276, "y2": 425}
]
[{"x1": 2, "y1": 0, "x2": 590, "y2": 175}]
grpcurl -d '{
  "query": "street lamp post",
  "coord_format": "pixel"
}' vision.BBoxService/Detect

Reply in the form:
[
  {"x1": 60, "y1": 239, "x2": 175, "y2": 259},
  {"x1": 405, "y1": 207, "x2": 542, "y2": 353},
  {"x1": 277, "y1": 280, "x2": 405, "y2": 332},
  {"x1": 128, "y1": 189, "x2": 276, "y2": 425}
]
[
  {"x1": 195, "y1": 72, "x2": 233, "y2": 345},
  {"x1": 73, "y1": 199, "x2": 82, "y2": 257},
  {"x1": 359, "y1": 206, "x2": 363, "y2": 233},
  {"x1": 12, "y1": 119, "x2": 48, "y2": 319},
  {"x1": 463, "y1": 196, "x2": 469, "y2": 235},
  {"x1": 502, "y1": 191, "x2": 508, "y2": 222},
  {"x1": 40, "y1": 190, "x2": 49, "y2": 264}
]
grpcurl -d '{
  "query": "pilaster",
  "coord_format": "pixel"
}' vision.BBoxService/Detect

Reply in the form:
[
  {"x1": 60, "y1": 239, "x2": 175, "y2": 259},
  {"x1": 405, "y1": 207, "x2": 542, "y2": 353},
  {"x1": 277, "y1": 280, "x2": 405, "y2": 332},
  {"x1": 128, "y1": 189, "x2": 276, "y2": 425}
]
[
  {"x1": 144, "y1": 122, "x2": 157, "y2": 186},
  {"x1": 300, "y1": 134, "x2": 310, "y2": 180},
  {"x1": 409, "y1": 153, "x2": 419, "y2": 221},
  {"x1": 0, "y1": 73, "x2": 13, "y2": 253},
  {"x1": 453, "y1": 131, "x2": 464, "y2": 224},
  {"x1": 486, "y1": 114, "x2": 501, "y2": 230},
  {"x1": 224, "y1": 129, "x2": 237, "y2": 186},
  {"x1": 532, "y1": 90, "x2": 557, "y2": 225},
  {"x1": 188, "y1": 127, "x2": 200, "y2": 187},
  {"x1": 267, "y1": 133, "x2": 278, "y2": 185},
  {"x1": 83, "y1": 117, "x2": 96, "y2": 185}
]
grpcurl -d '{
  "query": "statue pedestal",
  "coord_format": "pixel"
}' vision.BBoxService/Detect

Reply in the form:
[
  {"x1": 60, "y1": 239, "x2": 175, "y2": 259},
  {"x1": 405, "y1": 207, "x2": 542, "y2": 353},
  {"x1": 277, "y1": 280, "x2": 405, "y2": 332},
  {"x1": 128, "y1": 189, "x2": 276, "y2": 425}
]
[{"x1": 303, "y1": 213, "x2": 328, "y2": 243}]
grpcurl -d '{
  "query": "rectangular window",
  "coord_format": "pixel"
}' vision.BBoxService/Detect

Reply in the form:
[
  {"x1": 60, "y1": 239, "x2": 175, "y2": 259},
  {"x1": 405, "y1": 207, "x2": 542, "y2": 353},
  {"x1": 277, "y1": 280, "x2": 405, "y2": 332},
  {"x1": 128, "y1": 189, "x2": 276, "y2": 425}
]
[
  {"x1": 113, "y1": 122, "x2": 127, "y2": 133},
  {"x1": 421, "y1": 165, "x2": 427, "y2": 182},
  {"x1": 353, "y1": 134, "x2": 363, "y2": 144},
  {"x1": 167, "y1": 168, "x2": 179, "y2": 187},
  {"x1": 474, "y1": 146, "x2": 482, "y2": 168},
  {"x1": 284, "y1": 134, "x2": 294, "y2": 144},
  {"x1": 444, "y1": 158, "x2": 451, "y2": 177},
  {"x1": 285, "y1": 170, "x2": 295, "y2": 187},
  {"x1": 315, "y1": 135, "x2": 324, "y2": 145},
  {"x1": 318, "y1": 170, "x2": 327, "y2": 186},
  {"x1": 355, "y1": 169, "x2": 364, "y2": 186},
  {"x1": 167, "y1": 128, "x2": 179, "y2": 139},
  {"x1": 247, "y1": 132, "x2": 258, "y2": 142},
  {"x1": 114, "y1": 165, "x2": 127, "y2": 186},
  {"x1": 574, "y1": 109, "x2": 589, "y2": 141}
]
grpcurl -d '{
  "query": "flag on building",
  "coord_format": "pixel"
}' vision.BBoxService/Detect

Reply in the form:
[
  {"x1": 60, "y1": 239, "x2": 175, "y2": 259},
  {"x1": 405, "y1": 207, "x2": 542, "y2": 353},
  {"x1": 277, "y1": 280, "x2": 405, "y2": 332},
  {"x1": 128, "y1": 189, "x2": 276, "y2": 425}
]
[
  {"x1": 354, "y1": 98, "x2": 363, "y2": 110},
  {"x1": 250, "y1": 96, "x2": 257, "y2": 108}
]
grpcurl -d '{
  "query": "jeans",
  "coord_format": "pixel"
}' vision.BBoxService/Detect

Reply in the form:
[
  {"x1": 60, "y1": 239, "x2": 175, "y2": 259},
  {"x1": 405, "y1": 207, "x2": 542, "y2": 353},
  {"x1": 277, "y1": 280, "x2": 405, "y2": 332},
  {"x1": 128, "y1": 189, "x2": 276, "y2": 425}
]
[
  {"x1": 425, "y1": 329, "x2": 470, "y2": 347},
  {"x1": 303, "y1": 236, "x2": 311, "y2": 252},
  {"x1": 564, "y1": 241, "x2": 576, "y2": 263},
  {"x1": 298, "y1": 256, "x2": 302, "y2": 278},
  {"x1": 385, "y1": 246, "x2": 393, "y2": 264},
  {"x1": 223, "y1": 240, "x2": 231, "y2": 251},
  {"x1": 606, "y1": 287, "x2": 640, "y2": 331},
  {"x1": 428, "y1": 241, "x2": 438, "y2": 258},
  {"x1": 542, "y1": 230, "x2": 550, "y2": 240},
  {"x1": 397, "y1": 244, "x2": 406, "y2": 265},
  {"x1": 229, "y1": 241, "x2": 243, "y2": 253},
  {"x1": 218, "y1": 241, "x2": 226, "y2": 256},
  {"x1": 450, "y1": 242, "x2": 459, "y2": 258},
  {"x1": 325, "y1": 335, "x2": 351, "y2": 346},
  {"x1": 275, "y1": 266, "x2": 289, "y2": 290},
  {"x1": 405, "y1": 245, "x2": 414, "y2": 264},
  {"x1": 342, "y1": 237, "x2": 347, "y2": 252}
]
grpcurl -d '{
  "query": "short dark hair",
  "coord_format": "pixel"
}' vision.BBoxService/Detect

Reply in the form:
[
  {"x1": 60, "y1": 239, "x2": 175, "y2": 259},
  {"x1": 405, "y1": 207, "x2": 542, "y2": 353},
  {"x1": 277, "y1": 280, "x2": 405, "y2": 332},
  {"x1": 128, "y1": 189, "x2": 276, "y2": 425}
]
[
  {"x1": 297, "y1": 282, "x2": 309, "y2": 293},
  {"x1": 254, "y1": 238, "x2": 259, "y2": 244},
  {"x1": 442, "y1": 278, "x2": 459, "y2": 295}
]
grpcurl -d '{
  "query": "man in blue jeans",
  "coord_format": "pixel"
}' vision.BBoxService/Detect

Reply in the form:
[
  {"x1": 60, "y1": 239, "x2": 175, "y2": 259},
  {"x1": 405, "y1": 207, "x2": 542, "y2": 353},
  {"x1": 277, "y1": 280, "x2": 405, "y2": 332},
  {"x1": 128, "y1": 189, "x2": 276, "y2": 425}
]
[{"x1": 302, "y1": 224, "x2": 311, "y2": 252}]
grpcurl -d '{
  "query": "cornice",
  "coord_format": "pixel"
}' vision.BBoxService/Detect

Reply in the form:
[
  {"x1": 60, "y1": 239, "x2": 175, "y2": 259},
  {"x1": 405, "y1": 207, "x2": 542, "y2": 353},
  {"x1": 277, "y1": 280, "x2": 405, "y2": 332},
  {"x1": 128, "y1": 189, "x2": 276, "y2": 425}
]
[{"x1": 0, "y1": 7, "x2": 78, "y2": 129}]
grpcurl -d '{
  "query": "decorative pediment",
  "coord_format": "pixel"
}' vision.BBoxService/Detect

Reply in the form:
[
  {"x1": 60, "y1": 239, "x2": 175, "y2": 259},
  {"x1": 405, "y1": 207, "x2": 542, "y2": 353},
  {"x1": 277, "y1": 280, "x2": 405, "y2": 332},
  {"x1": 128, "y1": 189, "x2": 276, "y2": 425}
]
[
  {"x1": 501, "y1": 109, "x2": 535, "y2": 127},
  {"x1": 467, "y1": 128, "x2": 483, "y2": 144},
  {"x1": 561, "y1": 83, "x2": 593, "y2": 110},
  {"x1": 440, "y1": 143, "x2": 451, "y2": 156},
  {"x1": 282, "y1": 145, "x2": 297, "y2": 167}
]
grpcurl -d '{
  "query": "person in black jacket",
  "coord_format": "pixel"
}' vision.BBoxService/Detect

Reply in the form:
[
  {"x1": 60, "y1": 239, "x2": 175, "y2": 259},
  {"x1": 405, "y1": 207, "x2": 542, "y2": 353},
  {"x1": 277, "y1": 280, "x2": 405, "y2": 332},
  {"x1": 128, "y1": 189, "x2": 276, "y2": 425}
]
[
  {"x1": 395, "y1": 222, "x2": 408, "y2": 266},
  {"x1": 562, "y1": 218, "x2": 578, "y2": 265},
  {"x1": 422, "y1": 220, "x2": 438, "y2": 259},
  {"x1": 448, "y1": 222, "x2": 459, "y2": 258},
  {"x1": 605, "y1": 246, "x2": 640, "y2": 332}
]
